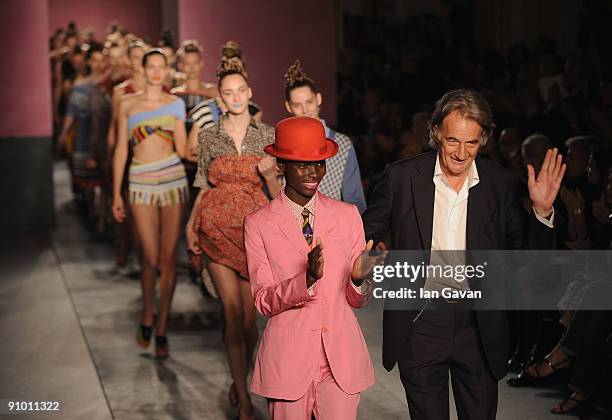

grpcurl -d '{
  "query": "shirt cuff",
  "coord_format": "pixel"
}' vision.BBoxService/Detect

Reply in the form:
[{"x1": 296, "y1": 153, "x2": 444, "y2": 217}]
[{"x1": 533, "y1": 206, "x2": 555, "y2": 228}]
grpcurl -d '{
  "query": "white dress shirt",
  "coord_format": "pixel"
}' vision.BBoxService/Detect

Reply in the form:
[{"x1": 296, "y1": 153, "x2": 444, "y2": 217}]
[
  {"x1": 426, "y1": 154, "x2": 554, "y2": 292},
  {"x1": 431, "y1": 155, "x2": 480, "y2": 251},
  {"x1": 431, "y1": 154, "x2": 554, "y2": 251}
]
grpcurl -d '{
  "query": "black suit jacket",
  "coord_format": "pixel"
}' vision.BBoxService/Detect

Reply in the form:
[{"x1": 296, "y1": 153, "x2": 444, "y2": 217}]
[{"x1": 362, "y1": 151, "x2": 555, "y2": 379}]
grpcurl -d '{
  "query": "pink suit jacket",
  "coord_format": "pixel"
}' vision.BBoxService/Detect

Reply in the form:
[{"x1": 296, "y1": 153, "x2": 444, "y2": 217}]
[{"x1": 244, "y1": 192, "x2": 376, "y2": 400}]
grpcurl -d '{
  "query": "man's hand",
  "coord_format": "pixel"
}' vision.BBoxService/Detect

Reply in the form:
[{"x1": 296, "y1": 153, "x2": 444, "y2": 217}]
[
  {"x1": 352, "y1": 240, "x2": 388, "y2": 283},
  {"x1": 306, "y1": 238, "x2": 324, "y2": 288},
  {"x1": 528, "y1": 148, "x2": 566, "y2": 218}
]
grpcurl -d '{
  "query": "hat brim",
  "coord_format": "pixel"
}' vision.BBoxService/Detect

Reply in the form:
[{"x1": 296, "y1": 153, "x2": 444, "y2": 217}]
[{"x1": 264, "y1": 138, "x2": 339, "y2": 161}]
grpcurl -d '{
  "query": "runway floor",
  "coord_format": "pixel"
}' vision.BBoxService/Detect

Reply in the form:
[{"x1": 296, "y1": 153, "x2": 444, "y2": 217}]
[{"x1": 1, "y1": 162, "x2": 609, "y2": 419}]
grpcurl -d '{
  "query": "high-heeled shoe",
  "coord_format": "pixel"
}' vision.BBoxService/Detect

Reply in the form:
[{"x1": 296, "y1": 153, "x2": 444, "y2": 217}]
[
  {"x1": 155, "y1": 335, "x2": 169, "y2": 358},
  {"x1": 507, "y1": 351, "x2": 535, "y2": 373},
  {"x1": 550, "y1": 393, "x2": 595, "y2": 415},
  {"x1": 137, "y1": 324, "x2": 153, "y2": 348},
  {"x1": 507, "y1": 355, "x2": 571, "y2": 387}
]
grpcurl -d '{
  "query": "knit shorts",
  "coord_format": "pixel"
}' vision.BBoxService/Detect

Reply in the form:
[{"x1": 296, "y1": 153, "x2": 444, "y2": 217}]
[{"x1": 128, "y1": 153, "x2": 188, "y2": 207}]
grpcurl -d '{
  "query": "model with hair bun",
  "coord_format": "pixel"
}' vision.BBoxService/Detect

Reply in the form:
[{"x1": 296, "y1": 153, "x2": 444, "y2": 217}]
[
  {"x1": 188, "y1": 41, "x2": 262, "y2": 141},
  {"x1": 186, "y1": 56, "x2": 281, "y2": 420},
  {"x1": 284, "y1": 59, "x2": 367, "y2": 214}
]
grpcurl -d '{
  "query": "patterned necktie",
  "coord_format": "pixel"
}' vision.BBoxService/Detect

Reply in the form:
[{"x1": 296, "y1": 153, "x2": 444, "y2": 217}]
[{"x1": 302, "y1": 209, "x2": 313, "y2": 245}]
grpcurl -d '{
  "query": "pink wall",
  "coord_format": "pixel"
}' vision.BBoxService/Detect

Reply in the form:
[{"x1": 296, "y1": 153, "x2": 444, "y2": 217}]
[
  {"x1": 178, "y1": 0, "x2": 337, "y2": 126},
  {"x1": 48, "y1": 0, "x2": 162, "y2": 44},
  {"x1": 0, "y1": 1, "x2": 52, "y2": 137}
]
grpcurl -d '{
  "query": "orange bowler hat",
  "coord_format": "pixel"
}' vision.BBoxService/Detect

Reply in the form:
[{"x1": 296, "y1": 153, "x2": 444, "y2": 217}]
[{"x1": 264, "y1": 116, "x2": 338, "y2": 161}]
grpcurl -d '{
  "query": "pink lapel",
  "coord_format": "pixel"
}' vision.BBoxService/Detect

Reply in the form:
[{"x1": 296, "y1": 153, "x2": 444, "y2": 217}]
[
  {"x1": 312, "y1": 193, "x2": 336, "y2": 242},
  {"x1": 270, "y1": 194, "x2": 309, "y2": 257},
  {"x1": 269, "y1": 192, "x2": 338, "y2": 257}
]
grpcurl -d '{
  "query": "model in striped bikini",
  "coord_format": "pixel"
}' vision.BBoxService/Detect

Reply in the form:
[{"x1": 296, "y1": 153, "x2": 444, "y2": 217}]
[
  {"x1": 112, "y1": 48, "x2": 188, "y2": 359},
  {"x1": 107, "y1": 40, "x2": 147, "y2": 270},
  {"x1": 126, "y1": 106, "x2": 188, "y2": 206}
]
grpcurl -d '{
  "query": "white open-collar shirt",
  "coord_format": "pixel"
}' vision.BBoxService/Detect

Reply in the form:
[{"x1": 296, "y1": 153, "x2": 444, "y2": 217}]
[{"x1": 431, "y1": 153, "x2": 554, "y2": 252}]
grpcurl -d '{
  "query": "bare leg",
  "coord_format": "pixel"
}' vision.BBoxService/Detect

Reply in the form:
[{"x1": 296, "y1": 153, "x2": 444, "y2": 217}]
[
  {"x1": 116, "y1": 188, "x2": 132, "y2": 267},
  {"x1": 238, "y1": 279, "x2": 259, "y2": 369},
  {"x1": 130, "y1": 204, "x2": 144, "y2": 269},
  {"x1": 156, "y1": 203, "x2": 184, "y2": 336},
  {"x1": 208, "y1": 263, "x2": 254, "y2": 418},
  {"x1": 130, "y1": 204, "x2": 160, "y2": 327}
]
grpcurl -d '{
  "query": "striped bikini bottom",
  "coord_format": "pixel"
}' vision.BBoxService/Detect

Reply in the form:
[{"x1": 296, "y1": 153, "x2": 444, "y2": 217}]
[{"x1": 128, "y1": 154, "x2": 188, "y2": 207}]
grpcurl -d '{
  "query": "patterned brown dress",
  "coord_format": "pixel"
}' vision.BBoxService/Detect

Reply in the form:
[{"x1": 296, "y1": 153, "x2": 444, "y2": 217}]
[{"x1": 192, "y1": 117, "x2": 274, "y2": 278}]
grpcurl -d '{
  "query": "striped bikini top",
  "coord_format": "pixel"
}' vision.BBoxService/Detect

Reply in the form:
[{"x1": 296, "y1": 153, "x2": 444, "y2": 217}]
[{"x1": 127, "y1": 99, "x2": 186, "y2": 148}]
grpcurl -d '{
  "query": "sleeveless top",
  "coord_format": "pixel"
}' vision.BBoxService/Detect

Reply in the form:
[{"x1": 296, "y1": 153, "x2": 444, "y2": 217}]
[
  {"x1": 127, "y1": 99, "x2": 186, "y2": 148},
  {"x1": 121, "y1": 81, "x2": 170, "y2": 95}
]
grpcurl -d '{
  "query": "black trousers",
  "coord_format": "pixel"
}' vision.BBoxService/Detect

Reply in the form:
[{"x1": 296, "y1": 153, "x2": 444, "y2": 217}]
[{"x1": 398, "y1": 310, "x2": 498, "y2": 420}]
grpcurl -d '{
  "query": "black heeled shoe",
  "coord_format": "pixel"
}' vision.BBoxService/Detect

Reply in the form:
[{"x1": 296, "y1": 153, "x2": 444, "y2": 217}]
[
  {"x1": 137, "y1": 324, "x2": 153, "y2": 348},
  {"x1": 507, "y1": 351, "x2": 535, "y2": 373},
  {"x1": 155, "y1": 336, "x2": 169, "y2": 358},
  {"x1": 137, "y1": 314, "x2": 155, "y2": 348},
  {"x1": 550, "y1": 393, "x2": 596, "y2": 415},
  {"x1": 507, "y1": 355, "x2": 570, "y2": 387}
]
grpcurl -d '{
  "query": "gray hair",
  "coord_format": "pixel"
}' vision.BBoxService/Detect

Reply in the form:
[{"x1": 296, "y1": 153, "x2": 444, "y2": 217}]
[{"x1": 427, "y1": 89, "x2": 494, "y2": 149}]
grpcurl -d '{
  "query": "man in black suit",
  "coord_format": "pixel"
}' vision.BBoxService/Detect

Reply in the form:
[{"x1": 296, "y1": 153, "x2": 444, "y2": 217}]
[{"x1": 362, "y1": 89, "x2": 566, "y2": 420}]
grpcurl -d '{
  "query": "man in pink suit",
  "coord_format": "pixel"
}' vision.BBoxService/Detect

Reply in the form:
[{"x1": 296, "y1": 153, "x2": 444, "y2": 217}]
[{"x1": 244, "y1": 116, "x2": 378, "y2": 419}]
